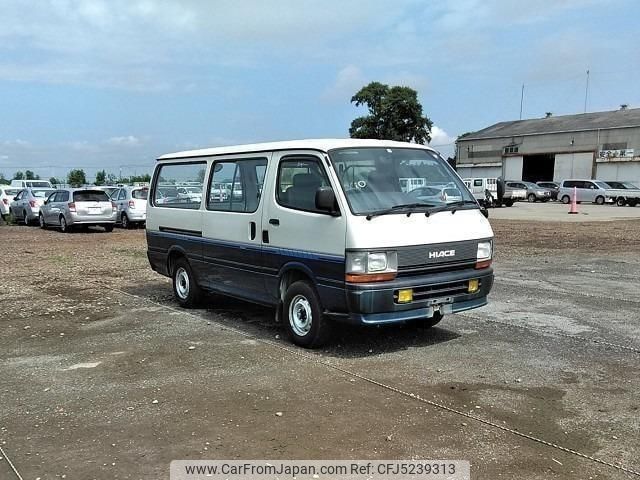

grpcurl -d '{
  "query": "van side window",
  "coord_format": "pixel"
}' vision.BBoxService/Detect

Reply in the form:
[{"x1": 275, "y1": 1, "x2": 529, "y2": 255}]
[
  {"x1": 153, "y1": 162, "x2": 205, "y2": 209},
  {"x1": 277, "y1": 157, "x2": 329, "y2": 213},
  {"x1": 474, "y1": 179, "x2": 483, "y2": 187},
  {"x1": 207, "y1": 158, "x2": 267, "y2": 213}
]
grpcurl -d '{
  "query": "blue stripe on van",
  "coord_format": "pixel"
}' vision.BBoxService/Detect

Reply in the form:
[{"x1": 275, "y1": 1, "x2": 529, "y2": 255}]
[{"x1": 147, "y1": 229, "x2": 345, "y2": 264}]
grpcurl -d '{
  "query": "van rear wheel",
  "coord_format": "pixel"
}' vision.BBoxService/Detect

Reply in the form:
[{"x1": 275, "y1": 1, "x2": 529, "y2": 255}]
[
  {"x1": 561, "y1": 195, "x2": 570, "y2": 204},
  {"x1": 284, "y1": 281, "x2": 331, "y2": 348},
  {"x1": 172, "y1": 258, "x2": 202, "y2": 308},
  {"x1": 595, "y1": 195, "x2": 605, "y2": 205}
]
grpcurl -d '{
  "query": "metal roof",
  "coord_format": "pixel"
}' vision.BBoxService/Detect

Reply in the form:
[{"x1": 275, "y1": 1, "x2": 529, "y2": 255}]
[
  {"x1": 158, "y1": 138, "x2": 435, "y2": 160},
  {"x1": 460, "y1": 108, "x2": 640, "y2": 141}
]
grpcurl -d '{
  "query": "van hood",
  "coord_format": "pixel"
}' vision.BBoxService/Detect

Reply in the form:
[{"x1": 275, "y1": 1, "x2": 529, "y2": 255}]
[{"x1": 346, "y1": 208, "x2": 493, "y2": 249}]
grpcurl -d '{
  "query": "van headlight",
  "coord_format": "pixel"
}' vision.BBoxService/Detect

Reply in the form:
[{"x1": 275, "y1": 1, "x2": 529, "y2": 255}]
[
  {"x1": 477, "y1": 241, "x2": 492, "y2": 260},
  {"x1": 475, "y1": 241, "x2": 492, "y2": 269},
  {"x1": 346, "y1": 251, "x2": 397, "y2": 282}
]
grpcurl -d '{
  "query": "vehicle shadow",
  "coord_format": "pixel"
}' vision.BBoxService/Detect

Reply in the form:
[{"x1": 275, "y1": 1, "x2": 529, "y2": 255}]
[{"x1": 123, "y1": 284, "x2": 462, "y2": 357}]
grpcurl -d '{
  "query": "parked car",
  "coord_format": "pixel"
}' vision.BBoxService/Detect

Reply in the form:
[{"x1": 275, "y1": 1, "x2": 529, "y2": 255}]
[
  {"x1": 536, "y1": 181, "x2": 560, "y2": 200},
  {"x1": 96, "y1": 185, "x2": 120, "y2": 198},
  {"x1": 39, "y1": 188, "x2": 116, "y2": 232},
  {"x1": 111, "y1": 186, "x2": 149, "y2": 228},
  {"x1": 10, "y1": 179, "x2": 52, "y2": 189},
  {"x1": 557, "y1": 179, "x2": 612, "y2": 205},
  {"x1": 9, "y1": 187, "x2": 55, "y2": 225},
  {"x1": 148, "y1": 140, "x2": 494, "y2": 348},
  {"x1": 603, "y1": 181, "x2": 640, "y2": 207},
  {"x1": 506, "y1": 181, "x2": 552, "y2": 202},
  {"x1": 0, "y1": 187, "x2": 19, "y2": 220},
  {"x1": 463, "y1": 177, "x2": 526, "y2": 207}
]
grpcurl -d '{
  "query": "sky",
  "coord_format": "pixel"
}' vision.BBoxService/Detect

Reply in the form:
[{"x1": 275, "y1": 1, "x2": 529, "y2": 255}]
[{"x1": 1, "y1": 0, "x2": 639, "y2": 181}]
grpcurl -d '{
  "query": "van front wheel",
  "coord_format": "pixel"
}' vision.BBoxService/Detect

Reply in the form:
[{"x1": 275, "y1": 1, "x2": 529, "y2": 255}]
[
  {"x1": 284, "y1": 281, "x2": 331, "y2": 348},
  {"x1": 595, "y1": 195, "x2": 605, "y2": 205},
  {"x1": 172, "y1": 258, "x2": 202, "y2": 308}
]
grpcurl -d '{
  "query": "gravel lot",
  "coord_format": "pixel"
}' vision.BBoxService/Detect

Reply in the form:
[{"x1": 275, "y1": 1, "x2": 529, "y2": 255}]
[{"x1": 1, "y1": 217, "x2": 639, "y2": 479}]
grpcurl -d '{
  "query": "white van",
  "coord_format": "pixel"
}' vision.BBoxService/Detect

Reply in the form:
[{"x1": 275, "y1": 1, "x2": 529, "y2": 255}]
[
  {"x1": 146, "y1": 139, "x2": 494, "y2": 347},
  {"x1": 10, "y1": 179, "x2": 52, "y2": 189},
  {"x1": 557, "y1": 179, "x2": 612, "y2": 204}
]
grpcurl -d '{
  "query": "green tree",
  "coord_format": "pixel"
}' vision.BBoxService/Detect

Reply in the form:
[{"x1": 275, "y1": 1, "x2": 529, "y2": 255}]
[
  {"x1": 106, "y1": 173, "x2": 118, "y2": 184},
  {"x1": 67, "y1": 169, "x2": 86, "y2": 187},
  {"x1": 49, "y1": 177, "x2": 60, "y2": 185},
  {"x1": 349, "y1": 82, "x2": 433, "y2": 144},
  {"x1": 25, "y1": 170, "x2": 38, "y2": 180},
  {"x1": 95, "y1": 170, "x2": 106, "y2": 186},
  {"x1": 14, "y1": 171, "x2": 24, "y2": 180},
  {"x1": 0, "y1": 173, "x2": 9, "y2": 185}
]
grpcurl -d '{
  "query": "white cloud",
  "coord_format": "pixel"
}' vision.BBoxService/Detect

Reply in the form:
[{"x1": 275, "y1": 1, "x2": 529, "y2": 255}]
[
  {"x1": 321, "y1": 65, "x2": 365, "y2": 102},
  {"x1": 107, "y1": 135, "x2": 142, "y2": 146},
  {"x1": 2, "y1": 139, "x2": 31, "y2": 147},
  {"x1": 429, "y1": 126, "x2": 455, "y2": 147}
]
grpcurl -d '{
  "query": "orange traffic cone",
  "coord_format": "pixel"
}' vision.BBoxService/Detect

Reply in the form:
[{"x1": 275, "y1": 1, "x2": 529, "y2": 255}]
[{"x1": 568, "y1": 186, "x2": 578, "y2": 214}]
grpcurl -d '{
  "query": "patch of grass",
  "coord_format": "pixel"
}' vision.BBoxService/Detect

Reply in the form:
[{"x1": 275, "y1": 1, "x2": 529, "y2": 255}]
[{"x1": 110, "y1": 247, "x2": 146, "y2": 258}]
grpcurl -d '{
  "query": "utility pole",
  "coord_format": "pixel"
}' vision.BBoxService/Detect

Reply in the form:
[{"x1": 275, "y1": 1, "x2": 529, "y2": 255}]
[
  {"x1": 584, "y1": 69, "x2": 590, "y2": 113},
  {"x1": 519, "y1": 83, "x2": 524, "y2": 120}
]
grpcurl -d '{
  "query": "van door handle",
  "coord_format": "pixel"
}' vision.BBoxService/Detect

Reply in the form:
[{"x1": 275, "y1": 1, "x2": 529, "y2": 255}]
[
  {"x1": 249, "y1": 221, "x2": 256, "y2": 240},
  {"x1": 269, "y1": 218, "x2": 280, "y2": 226}
]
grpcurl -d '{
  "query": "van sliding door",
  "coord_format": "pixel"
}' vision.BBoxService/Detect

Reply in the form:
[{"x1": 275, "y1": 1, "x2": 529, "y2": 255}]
[{"x1": 200, "y1": 155, "x2": 271, "y2": 304}]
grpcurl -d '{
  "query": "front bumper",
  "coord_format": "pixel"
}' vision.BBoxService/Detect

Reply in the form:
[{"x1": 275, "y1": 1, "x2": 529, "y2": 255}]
[{"x1": 333, "y1": 267, "x2": 493, "y2": 325}]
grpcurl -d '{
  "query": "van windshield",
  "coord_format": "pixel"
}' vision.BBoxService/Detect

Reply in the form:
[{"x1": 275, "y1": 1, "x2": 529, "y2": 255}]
[{"x1": 329, "y1": 147, "x2": 474, "y2": 215}]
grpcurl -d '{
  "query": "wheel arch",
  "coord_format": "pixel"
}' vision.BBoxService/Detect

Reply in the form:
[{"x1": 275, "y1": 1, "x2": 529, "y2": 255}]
[
  {"x1": 277, "y1": 263, "x2": 318, "y2": 303},
  {"x1": 166, "y1": 246, "x2": 189, "y2": 276}
]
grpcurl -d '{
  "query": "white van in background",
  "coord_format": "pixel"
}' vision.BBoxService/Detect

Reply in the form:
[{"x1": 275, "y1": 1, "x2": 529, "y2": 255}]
[
  {"x1": 557, "y1": 179, "x2": 612, "y2": 204},
  {"x1": 10, "y1": 179, "x2": 52, "y2": 189},
  {"x1": 146, "y1": 139, "x2": 494, "y2": 347}
]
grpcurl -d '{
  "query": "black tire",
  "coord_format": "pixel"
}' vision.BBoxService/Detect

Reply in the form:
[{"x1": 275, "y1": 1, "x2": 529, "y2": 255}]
[
  {"x1": 503, "y1": 199, "x2": 514, "y2": 207},
  {"x1": 121, "y1": 213, "x2": 130, "y2": 229},
  {"x1": 59, "y1": 215, "x2": 72, "y2": 233},
  {"x1": 527, "y1": 193, "x2": 536, "y2": 203},
  {"x1": 104, "y1": 224, "x2": 114, "y2": 232},
  {"x1": 284, "y1": 280, "x2": 331, "y2": 348},
  {"x1": 39, "y1": 213, "x2": 47, "y2": 229},
  {"x1": 172, "y1": 257, "x2": 202, "y2": 308},
  {"x1": 595, "y1": 195, "x2": 605, "y2": 205},
  {"x1": 412, "y1": 311, "x2": 444, "y2": 329},
  {"x1": 629, "y1": 199, "x2": 639, "y2": 207},
  {"x1": 561, "y1": 195, "x2": 571, "y2": 204},
  {"x1": 616, "y1": 197, "x2": 626, "y2": 207}
]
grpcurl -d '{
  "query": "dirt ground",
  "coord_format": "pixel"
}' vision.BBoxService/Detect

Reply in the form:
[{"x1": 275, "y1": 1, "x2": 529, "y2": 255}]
[{"x1": 1, "y1": 218, "x2": 639, "y2": 479}]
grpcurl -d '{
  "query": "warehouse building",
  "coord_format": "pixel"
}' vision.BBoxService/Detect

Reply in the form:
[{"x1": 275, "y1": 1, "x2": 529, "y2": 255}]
[{"x1": 455, "y1": 107, "x2": 640, "y2": 186}]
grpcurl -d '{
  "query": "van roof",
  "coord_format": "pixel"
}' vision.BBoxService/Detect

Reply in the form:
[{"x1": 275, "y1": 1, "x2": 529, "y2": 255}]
[{"x1": 158, "y1": 138, "x2": 436, "y2": 160}]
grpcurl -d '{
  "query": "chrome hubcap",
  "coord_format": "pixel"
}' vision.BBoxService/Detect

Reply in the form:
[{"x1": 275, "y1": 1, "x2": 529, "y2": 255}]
[
  {"x1": 289, "y1": 295, "x2": 312, "y2": 336},
  {"x1": 60, "y1": 217, "x2": 66, "y2": 230},
  {"x1": 175, "y1": 267, "x2": 190, "y2": 299}
]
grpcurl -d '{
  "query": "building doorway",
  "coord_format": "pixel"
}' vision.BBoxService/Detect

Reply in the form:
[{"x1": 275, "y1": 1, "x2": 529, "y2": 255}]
[{"x1": 522, "y1": 154, "x2": 555, "y2": 182}]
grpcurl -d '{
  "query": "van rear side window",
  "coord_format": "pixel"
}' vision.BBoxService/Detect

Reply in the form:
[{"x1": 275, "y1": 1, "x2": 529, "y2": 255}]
[{"x1": 153, "y1": 162, "x2": 206, "y2": 209}]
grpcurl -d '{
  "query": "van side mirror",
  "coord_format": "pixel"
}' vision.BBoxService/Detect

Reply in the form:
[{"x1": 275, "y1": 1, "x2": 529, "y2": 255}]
[
  {"x1": 315, "y1": 187, "x2": 339, "y2": 215},
  {"x1": 481, "y1": 206, "x2": 489, "y2": 218},
  {"x1": 43, "y1": 200, "x2": 47, "y2": 205}
]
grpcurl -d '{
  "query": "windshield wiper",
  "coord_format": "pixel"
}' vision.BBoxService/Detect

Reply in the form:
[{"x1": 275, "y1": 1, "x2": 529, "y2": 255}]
[
  {"x1": 365, "y1": 203, "x2": 435, "y2": 220},
  {"x1": 424, "y1": 200, "x2": 479, "y2": 217}
]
